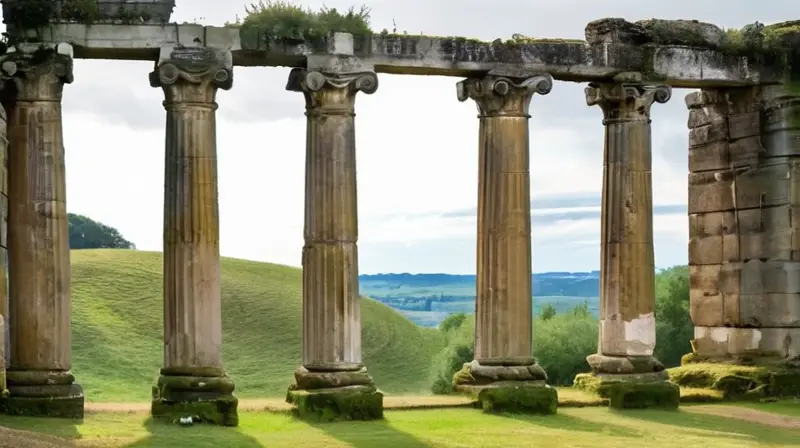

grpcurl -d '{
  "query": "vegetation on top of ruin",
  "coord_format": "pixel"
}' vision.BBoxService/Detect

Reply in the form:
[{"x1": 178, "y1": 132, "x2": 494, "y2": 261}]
[
  {"x1": 721, "y1": 21, "x2": 800, "y2": 75},
  {"x1": 227, "y1": 0, "x2": 372, "y2": 47}
]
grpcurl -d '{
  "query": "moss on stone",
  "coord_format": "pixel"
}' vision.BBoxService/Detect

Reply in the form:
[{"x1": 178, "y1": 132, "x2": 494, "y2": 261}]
[
  {"x1": 2, "y1": 394, "x2": 84, "y2": 419},
  {"x1": 476, "y1": 384, "x2": 558, "y2": 415},
  {"x1": 287, "y1": 385, "x2": 383, "y2": 422},
  {"x1": 668, "y1": 362, "x2": 800, "y2": 399},
  {"x1": 605, "y1": 381, "x2": 680, "y2": 410},
  {"x1": 151, "y1": 396, "x2": 239, "y2": 426},
  {"x1": 720, "y1": 21, "x2": 800, "y2": 77}
]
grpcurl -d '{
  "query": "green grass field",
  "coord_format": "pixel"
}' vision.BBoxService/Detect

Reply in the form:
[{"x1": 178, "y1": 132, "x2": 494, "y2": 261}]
[
  {"x1": 1, "y1": 404, "x2": 798, "y2": 447},
  {"x1": 69, "y1": 249, "x2": 444, "y2": 402}
]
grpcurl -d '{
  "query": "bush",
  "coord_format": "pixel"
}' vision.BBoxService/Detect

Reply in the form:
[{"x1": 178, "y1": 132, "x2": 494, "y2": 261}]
[
  {"x1": 430, "y1": 315, "x2": 474, "y2": 394},
  {"x1": 231, "y1": 1, "x2": 372, "y2": 44},
  {"x1": 533, "y1": 312, "x2": 598, "y2": 386}
]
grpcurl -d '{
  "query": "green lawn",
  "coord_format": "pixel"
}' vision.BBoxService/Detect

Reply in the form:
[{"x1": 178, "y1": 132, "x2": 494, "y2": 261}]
[
  {"x1": 69, "y1": 249, "x2": 444, "y2": 402},
  {"x1": 735, "y1": 401, "x2": 800, "y2": 418},
  {"x1": 1, "y1": 405, "x2": 798, "y2": 447}
]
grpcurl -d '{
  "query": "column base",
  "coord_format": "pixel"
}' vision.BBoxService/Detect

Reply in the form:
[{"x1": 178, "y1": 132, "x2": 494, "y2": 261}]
[
  {"x1": 452, "y1": 360, "x2": 557, "y2": 414},
  {"x1": 150, "y1": 369, "x2": 238, "y2": 426},
  {"x1": 672, "y1": 352, "x2": 800, "y2": 399},
  {"x1": 286, "y1": 366, "x2": 383, "y2": 421},
  {"x1": 575, "y1": 354, "x2": 678, "y2": 410},
  {"x1": 3, "y1": 370, "x2": 84, "y2": 419}
]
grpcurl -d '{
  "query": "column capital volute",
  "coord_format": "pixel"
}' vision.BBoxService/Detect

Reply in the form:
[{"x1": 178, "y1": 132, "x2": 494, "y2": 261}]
[
  {"x1": 0, "y1": 43, "x2": 74, "y2": 102},
  {"x1": 286, "y1": 68, "x2": 378, "y2": 112},
  {"x1": 149, "y1": 45, "x2": 232, "y2": 88},
  {"x1": 585, "y1": 83, "x2": 671, "y2": 123},
  {"x1": 456, "y1": 74, "x2": 553, "y2": 117}
]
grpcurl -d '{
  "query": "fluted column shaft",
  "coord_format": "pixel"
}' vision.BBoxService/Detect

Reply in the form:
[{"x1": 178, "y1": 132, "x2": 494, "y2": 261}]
[
  {"x1": 586, "y1": 82, "x2": 671, "y2": 361},
  {"x1": 2, "y1": 46, "x2": 84, "y2": 419},
  {"x1": 6, "y1": 53, "x2": 73, "y2": 373},
  {"x1": 149, "y1": 49, "x2": 232, "y2": 377},
  {"x1": 457, "y1": 75, "x2": 553, "y2": 365},
  {"x1": 287, "y1": 68, "x2": 377, "y2": 372}
]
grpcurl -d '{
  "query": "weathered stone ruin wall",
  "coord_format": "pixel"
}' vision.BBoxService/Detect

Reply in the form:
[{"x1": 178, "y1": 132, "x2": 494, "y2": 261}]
[{"x1": 687, "y1": 85, "x2": 800, "y2": 363}]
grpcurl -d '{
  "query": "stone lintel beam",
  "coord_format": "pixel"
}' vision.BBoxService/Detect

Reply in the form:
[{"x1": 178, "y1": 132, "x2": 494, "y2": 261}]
[
  {"x1": 286, "y1": 68, "x2": 377, "y2": 375},
  {"x1": 457, "y1": 74, "x2": 552, "y2": 368},
  {"x1": 586, "y1": 82, "x2": 671, "y2": 368},
  {"x1": 2, "y1": 43, "x2": 84, "y2": 419},
  {"x1": 28, "y1": 24, "x2": 777, "y2": 86}
]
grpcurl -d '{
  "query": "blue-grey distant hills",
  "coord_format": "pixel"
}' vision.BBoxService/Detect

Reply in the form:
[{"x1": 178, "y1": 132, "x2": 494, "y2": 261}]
[{"x1": 358, "y1": 272, "x2": 601, "y2": 327}]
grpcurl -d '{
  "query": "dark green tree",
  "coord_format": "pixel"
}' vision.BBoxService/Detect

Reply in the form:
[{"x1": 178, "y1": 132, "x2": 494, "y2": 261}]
[{"x1": 68, "y1": 213, "x2": 135, "y2": 250}]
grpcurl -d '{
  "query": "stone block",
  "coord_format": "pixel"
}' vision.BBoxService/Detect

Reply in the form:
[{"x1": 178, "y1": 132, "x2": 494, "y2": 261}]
[
  {"x1": 605, "y1": 381, "x2": 680, "y2": 410},
  {"x1": 286, "y1": 385, "x2": 383, "y2": 421},
  {"x1": 474, "y1": 383, "x2": 558, "y2": 415},
  {"x1": 3, "y1": 384, "x2": 84, "y2": 419},
  {"x1": 689, "y1": 119, "x2": 727, "y2": 146},
  {"x1": 586, "y1": 354, "x2": 665, "y2": 374},
  {"x1": 693, "y1": 326, "x2": 800, "y2": 359},
  {"x1": 719, "y1": 260, "x2": 800, "y2": 294},
  {"x1": 689, "y1": 141, "x2": 729, "y2": 172},
  {"x1": 151, "y1": 373, "x2": 238, "y2": 426},
  {"x1": 728, "y1": 136, "x2": 762, "y2": 167},
  {"x1": 151, "y1": 396, "x2": 238, "y2": 426},
  {"x1": 293, "y1": 366, "x2": 373, "y2": 390},
  {"x1": 688, "y1": 160, "x2": 800, "y2": 214},
  {"x1": 728, "y1": 111, "x2": 761, "y2": 140}
]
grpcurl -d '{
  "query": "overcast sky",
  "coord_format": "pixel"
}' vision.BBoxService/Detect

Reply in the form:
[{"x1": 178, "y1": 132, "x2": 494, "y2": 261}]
[{"x1": 12, "y1": 1, "x2": 793, "y2": 274}]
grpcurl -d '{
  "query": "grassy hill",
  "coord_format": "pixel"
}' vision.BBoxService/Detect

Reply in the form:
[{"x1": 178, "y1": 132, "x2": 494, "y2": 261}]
[{"x1": 69, "y1": 249, "x2": 444, "y2": 402}]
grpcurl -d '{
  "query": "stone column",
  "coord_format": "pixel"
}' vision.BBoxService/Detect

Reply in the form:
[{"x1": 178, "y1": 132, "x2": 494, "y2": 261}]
[
  {"x1": 148, "y1": 46, "x2": 237, "y2": 426},
  {"x1": 451, "y1": 74, "x2": 558, "y2": 415},
  {"x1": 3, "y1": 45, "x2": 84, "y2": 418},
  {"x1": 284, "y1": 68, "x2": 383, "y2": 421},
  {"x1": 0, "y1": 79, "x2": 8, "y2": 395},
  {"x1": 576, "y1": 81, "x2": 679, "y2": 409}
]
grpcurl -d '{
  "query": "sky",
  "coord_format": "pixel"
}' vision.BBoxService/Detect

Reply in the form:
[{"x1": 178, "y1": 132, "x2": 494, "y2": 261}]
[{"x1": 12, "y1": 1, "x2": 794, "y2": 274}]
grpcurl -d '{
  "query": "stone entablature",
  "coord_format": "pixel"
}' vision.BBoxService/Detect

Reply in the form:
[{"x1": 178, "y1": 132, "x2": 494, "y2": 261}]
[{"x1": 10, "y1": 17, "x2": 798, "y2": 87}]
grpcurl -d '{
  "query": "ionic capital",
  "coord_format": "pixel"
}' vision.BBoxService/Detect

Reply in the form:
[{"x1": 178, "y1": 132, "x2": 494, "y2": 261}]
[
  {"x1": 457, "y1": 74, "x2": 553, "y2": 117},
  {"x1": 0, "y1": 44, "x2": 74, "y2": 102},
  {"x1": 286, "y1": 68, "x2": 378, "y2": 114},
  {"x1": 586, "y1": 83, "x2": 671, "y2": 123},
  {"x1": 149, "y1": 46, "x2": 233, "y2": 107}
]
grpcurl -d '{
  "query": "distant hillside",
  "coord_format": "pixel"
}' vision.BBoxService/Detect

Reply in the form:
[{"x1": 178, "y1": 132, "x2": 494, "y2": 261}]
[
  {"x1": 70, "y1": 250, "x2": 444, "y2": 402},
  {"x1": 359, "y1": 272, "x2": 601, "y2": 298},
  {"x1": 359, "y1": 272, "x2": 601, "y2": 327}
]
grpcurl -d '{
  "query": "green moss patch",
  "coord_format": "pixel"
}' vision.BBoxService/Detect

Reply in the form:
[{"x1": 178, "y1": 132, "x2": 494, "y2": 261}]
[
  {"x1": 606, "y1": 381, "x2": 680, "y2": 410},
  {"x1": 474, "y1": 384, "x2": 558, "y2": 415},
  {"x1": 151, "y1": 396, "x2": 238, "y2": 426},
  {"x1": 668, "y1": 362, "x2": 800, "y2": 399},
  {"x1": 286, "y1": 385, "x2": 383, "y2": 422}
]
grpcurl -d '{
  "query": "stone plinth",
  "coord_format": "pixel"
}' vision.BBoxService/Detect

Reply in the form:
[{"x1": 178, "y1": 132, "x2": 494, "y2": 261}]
[
  {"x1": 2, "y1": 46, "x2": 83, "y2": 419},
  {"x1": 578, "y1": 81, "x2": 679, "y2": 410},
  {"x1": 148, "y1": 46, "x2": 237, "y2": 426},
  {"x1": 451, "y1": 74, "x2": 557, "y2": 414},
  {"x1": 685, "y1": 85, "x2": 800, "y2": 368},
  {"x1": 284, "y1": 68, "x2": 382, "y2": 421}
]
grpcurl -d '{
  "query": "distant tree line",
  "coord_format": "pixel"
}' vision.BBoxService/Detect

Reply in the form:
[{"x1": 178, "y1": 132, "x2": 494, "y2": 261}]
[{"x1": 68, "y1": 213, "x2": 135, "y2": 250}]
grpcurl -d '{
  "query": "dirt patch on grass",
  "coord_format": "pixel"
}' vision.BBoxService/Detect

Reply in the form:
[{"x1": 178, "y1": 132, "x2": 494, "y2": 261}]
[
  {"x1": 0, "y1": 426, "x2": 73, "y2": 448},
  {"x1": 686, "y1": 405, "x2": 800, "y2": 430}
]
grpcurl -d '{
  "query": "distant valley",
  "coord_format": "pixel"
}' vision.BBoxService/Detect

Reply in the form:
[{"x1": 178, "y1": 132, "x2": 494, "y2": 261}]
[{"x1": 359, "y1": 272, "x2": 601, "y2": 327}]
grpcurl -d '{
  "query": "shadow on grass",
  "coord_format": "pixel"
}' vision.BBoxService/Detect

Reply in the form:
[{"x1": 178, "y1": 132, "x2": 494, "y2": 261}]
[
  {"x1": 0, "y1": 415, "x2": 81, "y2": 440},
  {"x1": 124, "y1": 418, "x2": 263, "y2": 448},
  {"x1": 494, "y1": 411, "x2": 642, "y2": 438},
  {"x1": 309, "y1": 419, "x2": 430, "y2": 448},
  {"x1": 618, "y1": 409, "x2": 800, "y2": 446}
]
